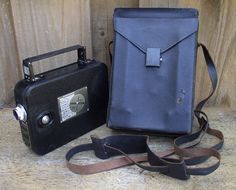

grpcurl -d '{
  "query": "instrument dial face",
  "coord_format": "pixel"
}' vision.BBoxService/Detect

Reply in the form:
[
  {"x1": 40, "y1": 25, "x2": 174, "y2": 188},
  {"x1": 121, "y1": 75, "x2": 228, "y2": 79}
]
[{"x1": 57, "y1": 86, "x2": 89, "y2": 123}]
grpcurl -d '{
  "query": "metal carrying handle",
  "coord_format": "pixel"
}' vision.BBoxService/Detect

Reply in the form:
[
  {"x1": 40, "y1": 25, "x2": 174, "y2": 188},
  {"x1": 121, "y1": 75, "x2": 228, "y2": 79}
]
[{"x1": 22, "y1": 44, "x2": 86, "y2": 81}]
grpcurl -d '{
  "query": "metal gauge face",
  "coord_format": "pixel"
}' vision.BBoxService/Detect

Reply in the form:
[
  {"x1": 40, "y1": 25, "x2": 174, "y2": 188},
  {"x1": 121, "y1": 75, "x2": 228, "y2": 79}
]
[
  {"x1": 69, "y1": 94, "x2": 86, "y2": 113},
  {"x1": 57, "y1": 87, "x2": 89, "y2": 123}
]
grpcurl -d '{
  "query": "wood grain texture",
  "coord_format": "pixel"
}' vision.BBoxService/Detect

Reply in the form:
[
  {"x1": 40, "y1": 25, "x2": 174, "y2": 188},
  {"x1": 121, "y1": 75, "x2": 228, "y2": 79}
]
[
  {"x1": 9, "y1": 0, "x2": 92, "y2": 77},
  {"x1": 139, "y1": 0, "x2": 236, "y2": 110},
  {"x1": 0, "y1": 0, "x2": 21, "y2": 105},
  {"x1": 1, "y1": 0, "x2": 236, "y2": 110},
  {"x1": 0, "y1": 107, "x2": 235, "y2": 189},
  {"x1": 90, "y1": 0, "x2": 139, "y2": 70}
]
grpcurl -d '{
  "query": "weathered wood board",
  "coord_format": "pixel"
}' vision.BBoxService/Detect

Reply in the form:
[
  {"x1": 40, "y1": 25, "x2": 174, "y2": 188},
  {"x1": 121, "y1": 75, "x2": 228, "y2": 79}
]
[
  {"x1": 0, "y1": 0, "x2": 21, "y2": 105},
  {"x1": 10, "y1": 0, "x2": 92, "y2": 74},
  {"x1": 0, "y1": 0, "x2": 92, "y2": 106},
  {"x1": 0, "y1": 107, "x2": 235, "y2": 189},
  {"x1": 90, "y1": 0, "x2": 139, "y2": 70},
  {"x1": 139, "y1": 0, "x2": 236, "y2": 110},
  {"x1": 0, "y1": 0, "x2": 236, "y2": 110}
]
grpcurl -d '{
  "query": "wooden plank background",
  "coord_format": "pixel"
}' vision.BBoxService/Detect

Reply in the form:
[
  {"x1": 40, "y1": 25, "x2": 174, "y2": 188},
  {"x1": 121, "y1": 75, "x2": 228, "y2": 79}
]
[
  {"x1": 90, "y1": 0, "x2": 139, "y2": 69},
  {"x1": 0, "y1": 0, "x2": 21, "y2": 105},
  {"x1": 0, "y1": 0, "x2": 236, "y2": 110},
  {"x1": 0, "y1": 0, "x2": 92, "y2": 107},
  {"x1": 10, "y1": 0, "x2": 92, "y2": 74}
]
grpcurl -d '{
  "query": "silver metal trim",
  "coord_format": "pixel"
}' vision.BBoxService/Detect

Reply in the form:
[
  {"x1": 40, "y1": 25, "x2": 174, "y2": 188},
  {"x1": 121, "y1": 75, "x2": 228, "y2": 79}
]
[{"x1": 13, "y1": 104, "x2": 27, "y2": 122}]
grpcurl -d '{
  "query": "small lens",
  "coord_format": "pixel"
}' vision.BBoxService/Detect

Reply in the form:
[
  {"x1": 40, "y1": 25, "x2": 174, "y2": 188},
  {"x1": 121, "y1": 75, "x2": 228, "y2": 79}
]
[{"x1": 13, "y1": 109, "x2": 19, "y2": 120}]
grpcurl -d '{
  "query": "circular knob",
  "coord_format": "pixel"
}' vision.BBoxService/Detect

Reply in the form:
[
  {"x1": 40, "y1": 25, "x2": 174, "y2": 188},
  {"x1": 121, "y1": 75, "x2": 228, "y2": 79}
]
[
  {"x1": 69, "y1": 94, "x2": 85, "y2": 113},
  {"x1": 41, "y1": 115, "x2": 50, "y2": 125},
  {"x1": 13, "y1": 104, "x2": 27, "y2": 122}
]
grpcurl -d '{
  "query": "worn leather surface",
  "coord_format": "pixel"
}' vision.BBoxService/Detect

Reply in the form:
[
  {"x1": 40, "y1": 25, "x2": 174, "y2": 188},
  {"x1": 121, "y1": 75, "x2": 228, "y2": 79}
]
[{"x1": 107, "y1": 8, "x2": 199, "y2": 134}]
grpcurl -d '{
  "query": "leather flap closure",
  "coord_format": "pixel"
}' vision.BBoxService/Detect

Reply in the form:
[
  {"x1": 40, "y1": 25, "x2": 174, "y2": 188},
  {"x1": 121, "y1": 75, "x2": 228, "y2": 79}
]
[
  {"x1": 114, "y1": 17, "x2": 198, "y2": 55},
  {"x1": 146, "y1": 48, "x2": 161, "y2": 67}
]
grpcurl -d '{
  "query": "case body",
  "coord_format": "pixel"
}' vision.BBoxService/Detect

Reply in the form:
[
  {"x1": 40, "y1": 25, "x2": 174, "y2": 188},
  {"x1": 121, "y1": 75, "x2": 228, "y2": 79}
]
[{"x1": 108, "y1": 8, "x2": 199, "y2": 134}]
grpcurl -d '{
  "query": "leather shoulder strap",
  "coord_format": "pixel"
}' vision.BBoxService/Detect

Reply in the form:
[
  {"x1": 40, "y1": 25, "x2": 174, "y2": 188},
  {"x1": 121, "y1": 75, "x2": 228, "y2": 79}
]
[{"x1": 65, "y1": 44, "x2": 224, "y2": 180}]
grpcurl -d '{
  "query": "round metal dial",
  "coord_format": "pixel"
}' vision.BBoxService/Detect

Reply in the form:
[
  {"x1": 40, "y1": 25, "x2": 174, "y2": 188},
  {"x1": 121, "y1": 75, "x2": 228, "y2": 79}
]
[{"x1": 69, "y1": 94, "x2": 85, "y2": 113}]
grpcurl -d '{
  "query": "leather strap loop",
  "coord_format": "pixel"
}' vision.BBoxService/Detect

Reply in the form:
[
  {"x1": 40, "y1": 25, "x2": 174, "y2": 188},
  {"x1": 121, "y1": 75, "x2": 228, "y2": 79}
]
[
  {"x1": 65, "y1": 43, "x2": 224, "y2": 180},
  {"x1": 195, "y1": 43, "x2": 218, "y2": 117}
]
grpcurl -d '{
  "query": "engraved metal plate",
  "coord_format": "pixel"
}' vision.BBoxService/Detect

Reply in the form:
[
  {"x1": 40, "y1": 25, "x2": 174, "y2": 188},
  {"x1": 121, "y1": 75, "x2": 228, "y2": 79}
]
[{"x1": 57, "y1": 86, "x2": 89, "y2": 123}]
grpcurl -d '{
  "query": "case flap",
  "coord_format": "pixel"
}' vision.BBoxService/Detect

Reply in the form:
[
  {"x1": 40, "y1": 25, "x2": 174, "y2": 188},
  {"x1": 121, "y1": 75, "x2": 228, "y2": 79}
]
[{"x1": 114, "y1": 15, "x2": 198, "y2": 55}]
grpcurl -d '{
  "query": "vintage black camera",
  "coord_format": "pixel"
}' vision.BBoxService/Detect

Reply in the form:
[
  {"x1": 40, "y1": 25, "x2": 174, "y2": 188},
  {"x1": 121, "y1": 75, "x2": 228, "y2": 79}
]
[{"x1": 13, "y1": 45, "x2": 108, "y2": 155}]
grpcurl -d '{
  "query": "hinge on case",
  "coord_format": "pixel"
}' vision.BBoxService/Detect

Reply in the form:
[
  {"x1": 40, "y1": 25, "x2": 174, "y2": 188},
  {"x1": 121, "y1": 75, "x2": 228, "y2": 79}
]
[{"x1": 78, "y1": 47, "x2": 87, "y2": 65}]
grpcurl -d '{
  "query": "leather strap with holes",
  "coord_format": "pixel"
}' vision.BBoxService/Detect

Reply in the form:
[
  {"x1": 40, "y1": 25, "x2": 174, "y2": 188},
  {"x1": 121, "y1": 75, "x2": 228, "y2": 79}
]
[{"x1": 65, "y1": 43, "x2": 224, "y2": 180}]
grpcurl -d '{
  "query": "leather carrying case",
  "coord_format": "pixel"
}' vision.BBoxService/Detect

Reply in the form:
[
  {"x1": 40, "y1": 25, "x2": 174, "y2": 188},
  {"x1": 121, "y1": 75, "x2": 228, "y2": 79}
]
[
  {"x1": 66, "y1": 8, "x2": 224, "y2": 180},
  {"x1": 108, "y1": 8, "x2": 199, "y2": 134}
]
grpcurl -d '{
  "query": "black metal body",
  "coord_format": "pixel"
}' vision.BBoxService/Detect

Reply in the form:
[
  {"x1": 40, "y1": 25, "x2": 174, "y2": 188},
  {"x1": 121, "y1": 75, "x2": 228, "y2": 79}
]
[{"x1": 14, "y1": 45, "x2": 108, "y2": 155}]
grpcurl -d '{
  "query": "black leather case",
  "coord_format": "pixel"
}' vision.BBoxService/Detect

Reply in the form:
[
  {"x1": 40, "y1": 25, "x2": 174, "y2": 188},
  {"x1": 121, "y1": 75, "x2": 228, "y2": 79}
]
[{"x1": 107, "y1": 8, "x2": 199, "y2": 134}]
